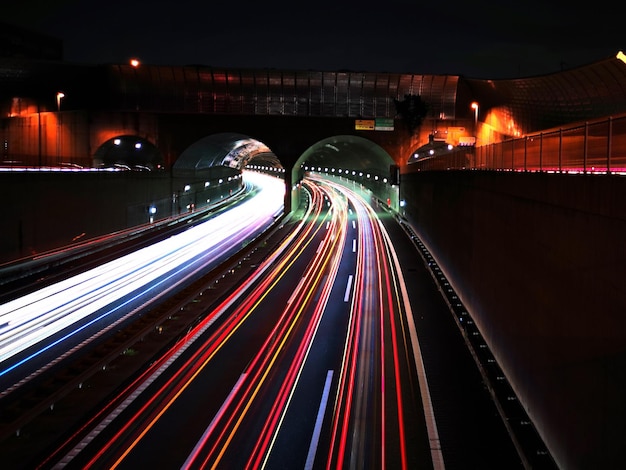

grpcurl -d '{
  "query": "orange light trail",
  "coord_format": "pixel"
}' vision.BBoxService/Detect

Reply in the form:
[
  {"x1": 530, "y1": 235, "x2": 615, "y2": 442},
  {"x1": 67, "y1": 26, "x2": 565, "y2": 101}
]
[{"x1": 312, "y1": 176, "x2": 410, "y2": 469}]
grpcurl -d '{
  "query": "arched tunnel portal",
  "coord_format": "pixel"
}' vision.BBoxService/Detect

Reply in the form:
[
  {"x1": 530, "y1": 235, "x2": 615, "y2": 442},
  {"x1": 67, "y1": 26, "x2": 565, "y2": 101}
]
[
  {"x1": 172, "y1": 132, "x2": 399, "y2": 213},
  {"x1": 92, "y1": 131, "x2": 399, "y2": 215}
]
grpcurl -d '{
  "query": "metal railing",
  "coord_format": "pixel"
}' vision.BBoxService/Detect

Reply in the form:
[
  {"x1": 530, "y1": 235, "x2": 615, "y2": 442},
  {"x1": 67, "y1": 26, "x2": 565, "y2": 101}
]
[{"x1": 409, "y1": 114, "x2": 626, "y2": 174}]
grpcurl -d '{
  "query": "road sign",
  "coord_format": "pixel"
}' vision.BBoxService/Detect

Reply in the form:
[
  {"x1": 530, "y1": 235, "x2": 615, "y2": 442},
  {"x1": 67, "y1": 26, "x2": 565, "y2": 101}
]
[
  {"x1": 355, "y1": 119, "x2": 375, "y2": 130},
  {"x1": 375, "y1": 118, "x2": 394, "y2": 131}
]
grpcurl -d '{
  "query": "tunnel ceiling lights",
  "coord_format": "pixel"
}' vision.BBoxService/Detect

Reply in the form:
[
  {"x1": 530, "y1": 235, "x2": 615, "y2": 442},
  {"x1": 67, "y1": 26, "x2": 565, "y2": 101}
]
[{"x1": 113, "y1": 137, "x2": 144, "y2": 149}]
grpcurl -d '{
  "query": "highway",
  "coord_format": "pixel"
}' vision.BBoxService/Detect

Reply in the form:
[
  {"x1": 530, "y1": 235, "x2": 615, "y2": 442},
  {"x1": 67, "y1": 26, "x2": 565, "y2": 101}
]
[
  {"x1": 28, "y1": 174, "x2": 435, "y2": 469},
  {"x1": 0, "y1": 172, "x2": 530, "y2": 470}
]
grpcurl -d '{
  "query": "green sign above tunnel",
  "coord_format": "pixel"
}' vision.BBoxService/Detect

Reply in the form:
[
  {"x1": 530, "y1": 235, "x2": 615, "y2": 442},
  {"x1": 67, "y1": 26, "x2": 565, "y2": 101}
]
[
  {"x1": 354, "y1": 118, "x2": 394, "y2": 131},
  {"x1": 375, "y1": 118, "x2": 394, "y2": 131}
]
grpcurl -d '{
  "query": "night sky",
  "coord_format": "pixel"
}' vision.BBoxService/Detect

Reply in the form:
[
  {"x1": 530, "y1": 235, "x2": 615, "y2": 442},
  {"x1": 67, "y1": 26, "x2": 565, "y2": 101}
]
[{"x1": 5, "y1": 0, "x2": 624, "y2": 79}]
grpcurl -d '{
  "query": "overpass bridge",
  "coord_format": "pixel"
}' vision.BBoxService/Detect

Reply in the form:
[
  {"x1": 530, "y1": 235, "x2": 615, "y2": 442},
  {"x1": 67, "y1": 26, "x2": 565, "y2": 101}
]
[{"x1": 3, "y1": 51, "x2": 626, "y2": 468}]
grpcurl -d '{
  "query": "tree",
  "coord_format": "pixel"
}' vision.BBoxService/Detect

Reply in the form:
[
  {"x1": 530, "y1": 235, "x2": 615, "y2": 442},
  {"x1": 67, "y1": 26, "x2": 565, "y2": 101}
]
[{"x1": 394, "y1": 94, "x2": 429, "y2": 135}]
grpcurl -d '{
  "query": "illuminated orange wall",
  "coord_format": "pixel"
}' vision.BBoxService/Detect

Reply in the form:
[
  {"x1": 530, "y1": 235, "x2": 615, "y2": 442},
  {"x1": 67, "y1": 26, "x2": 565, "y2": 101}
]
[{"x1": 1, "y1": 111, "x2": 159, "y2": 167}]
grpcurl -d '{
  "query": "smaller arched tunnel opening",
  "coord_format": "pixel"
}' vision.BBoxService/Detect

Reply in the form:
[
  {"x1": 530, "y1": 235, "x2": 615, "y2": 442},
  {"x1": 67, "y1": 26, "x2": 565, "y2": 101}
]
[{"x1": 93, "y1": 135, "x2": 164, "y2": 170}]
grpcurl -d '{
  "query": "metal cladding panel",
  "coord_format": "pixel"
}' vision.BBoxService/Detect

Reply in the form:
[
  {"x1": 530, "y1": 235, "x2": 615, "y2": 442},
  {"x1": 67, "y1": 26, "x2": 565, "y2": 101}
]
[
  {"x1": 195, "y1": 67, "x2": 216, "y2": 113},
  {"x1": 405, "y1": 75, "x2": 453, "y2": 118},
  {"x1": 253, "y1": 70, "x2": 268, "y2": 115},
  {"x1": 347, "y1": 73, "x2": 363, "y2": 117},
  {"x1": 50, "y1": 64, "x2": 458, "y2": 120},
  {"x1": 295, "y1": 70, "x2": 311, "y2": 116},
  {"x1": 267, "y1": 70, "x2": 283, "y2": 115},
  {"x1": 387, "y1": 74, "x2": 401, "y2": 104},
  {"x1": 396, "y1": 74, "x2": 414, "y2": 96},
  {"x1": 179, "y1": 67, "x2": 200, "y2": 113},
  {"x1": 211, "y1": 69, "x2": 228, "y2": 114},
  {"x1": 335, "y1": 72, "x2": 350, "y2": 117},
  {"x1": 360, "y1": 73, "x2": 377, "y2": 117},
  {"x1": 374, "y1": 73, "x2": 390, "y2": 117},
  {"x1": 308, "y1": 71, "x2": 323, "y2": 116},
  {"x1": 282, "y1": 72, "x2": 296, "y2": 115},
  {"x1": 462, "y1": 54, "x2": 626, "y2": 133},
  {"x1": 322, "y1": 72, "x2": 336, "y2": 116},
  {"x1": 226, "y1": 70, "x2": 243, "y2": 114},
  {"x1": 440, "y1": 75, "x2": 459, "y2": 119},
  {"x1": 157, "y1": 66, "x2": 182, "y2": 112},
  {"x1": 146, "y1": 66, "x2": 163, "y2": 109},
  {"x1": 239, "y1": 70, "x2": 257, "y2": 114}
]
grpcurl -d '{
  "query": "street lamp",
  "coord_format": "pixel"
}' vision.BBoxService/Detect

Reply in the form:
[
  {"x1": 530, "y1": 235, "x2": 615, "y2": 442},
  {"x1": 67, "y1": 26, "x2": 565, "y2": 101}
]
[
  {"x1": 470, "y1": 101, "x2": 479, "y2": 133},
  {"x1": 56, "y1": 92, "x2": 65, "y2": 165},
  {"x1": 130, "y1": 59, "x2": 140, "y2": 110},
  {"x1": 56, "y1": 92, "x2": 65, "y2": 112}
]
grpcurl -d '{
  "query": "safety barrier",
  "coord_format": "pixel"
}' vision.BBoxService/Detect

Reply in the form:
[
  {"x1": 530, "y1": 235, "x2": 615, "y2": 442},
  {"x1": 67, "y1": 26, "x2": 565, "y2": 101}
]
[{"x1": 409, "y1": 113, "x2": 626, "y2": 174}]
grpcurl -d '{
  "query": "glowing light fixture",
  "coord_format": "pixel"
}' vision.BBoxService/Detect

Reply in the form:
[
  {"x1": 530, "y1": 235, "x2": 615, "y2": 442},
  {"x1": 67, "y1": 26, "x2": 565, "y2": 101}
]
[
  {"x1": 56, "y1": 92, "x2": 65, "y2": 111},
  {"x1": 470, "y1": 101, "x2": 479, "y2": 130}
]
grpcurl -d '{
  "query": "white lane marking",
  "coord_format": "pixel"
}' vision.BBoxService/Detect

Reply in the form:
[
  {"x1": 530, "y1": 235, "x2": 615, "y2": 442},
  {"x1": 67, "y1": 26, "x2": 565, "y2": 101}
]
[
  {"x1": 384, "y1": 229, "x2": 445, "y2": 469},
  {"x1": 344, "y1": 275, "x2": 353, "y2": 302},
  {"x1": 182, "y1": 373, "x2": 248, "y2": 469},
  {"x1": 305, "y1": 370, "x2": 334, "y2": 470}
]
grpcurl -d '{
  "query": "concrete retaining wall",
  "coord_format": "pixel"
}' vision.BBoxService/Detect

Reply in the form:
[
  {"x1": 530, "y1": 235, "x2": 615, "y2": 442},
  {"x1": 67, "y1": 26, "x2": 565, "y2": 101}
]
[
  {"x1": 0, "y1": 171, "x2": 241, "y2": 264},
  {"x1": 401, "y1": 170, "x2": 626, "y2": 469}
]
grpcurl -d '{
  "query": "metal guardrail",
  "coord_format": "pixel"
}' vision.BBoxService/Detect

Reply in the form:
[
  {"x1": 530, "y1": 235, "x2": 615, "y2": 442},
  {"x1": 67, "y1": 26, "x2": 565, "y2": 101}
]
[{"x1": 409, "y1": 114, "x2": 626, "y2": 174}]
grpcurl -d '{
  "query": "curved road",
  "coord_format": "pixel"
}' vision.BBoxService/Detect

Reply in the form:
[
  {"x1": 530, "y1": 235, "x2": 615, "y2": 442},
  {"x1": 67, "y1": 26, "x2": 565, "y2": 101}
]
[
  {"x1": 1, "y1": 173, "x2": 528, "y2": 469},
  {"x1": 39, "y1": 175, "x2": 439, "y2": 469}
]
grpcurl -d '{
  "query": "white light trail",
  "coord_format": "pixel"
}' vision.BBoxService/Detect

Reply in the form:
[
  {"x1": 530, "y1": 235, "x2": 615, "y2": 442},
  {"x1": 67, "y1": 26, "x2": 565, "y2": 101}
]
[{"x1": 0, "y1": 171, "x2": 284, "y2": 378}]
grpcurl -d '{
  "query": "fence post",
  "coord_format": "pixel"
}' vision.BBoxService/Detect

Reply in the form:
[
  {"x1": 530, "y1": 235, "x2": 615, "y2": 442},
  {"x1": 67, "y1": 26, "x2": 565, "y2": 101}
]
[
  {"x1": 524, "y1": 136, "x2": 528, "y2": 172},
  {"x1": 559, "y1": 128, "x2": 563, "y2": 173},
  {"x1": 583, "y1": 122, "x2": 589, "y2": 174},
  {"x1": 607, "y1": 116, "x2": 613, "y2": 174},
  {"x1": 539, "y1": 132, "x2": 543, "y2": 172}
]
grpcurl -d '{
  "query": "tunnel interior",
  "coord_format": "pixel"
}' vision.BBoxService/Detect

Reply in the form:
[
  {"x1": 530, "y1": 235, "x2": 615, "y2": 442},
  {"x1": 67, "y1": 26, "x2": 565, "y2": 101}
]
[
  {"x1": 291, "y1": 135, "x2": 399, "y2": 211},
  {"x1": 174, "y1": 132, "x2": 282, "y2": 173},
  {"x1": 294, "y1": 134, "x2": 395, "y2": 179}
]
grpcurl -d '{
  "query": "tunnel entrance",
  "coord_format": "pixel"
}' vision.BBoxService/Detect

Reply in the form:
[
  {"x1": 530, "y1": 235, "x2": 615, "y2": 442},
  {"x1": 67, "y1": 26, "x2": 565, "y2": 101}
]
[
  {"x1": 291, "y1": 135, "x2": 399, "y2": 212},
  {"x1": 171, "y1": 132, "x2": 285, "y2": 214}
]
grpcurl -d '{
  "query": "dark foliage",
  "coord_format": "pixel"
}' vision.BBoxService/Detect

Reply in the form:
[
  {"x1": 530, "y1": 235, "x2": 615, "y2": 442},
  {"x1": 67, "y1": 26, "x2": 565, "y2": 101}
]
[{"x1": 394, "y1": 94, "x2": 429, "y2": 135}]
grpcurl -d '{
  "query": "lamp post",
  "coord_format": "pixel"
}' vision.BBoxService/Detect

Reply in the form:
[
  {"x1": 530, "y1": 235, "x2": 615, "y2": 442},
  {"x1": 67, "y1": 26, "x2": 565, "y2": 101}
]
[
  {"x1": 38, "y1": 101, "x2": 42, "y2": 167},
  {"x1": 470, "y1": 101, "x2": 479, "y2": 134},
  {"x1": 130, "y1": 58, "x2": 140, "y2": 110},
  {"x1": 56, "y1": 92, "x2": 64, "y2": 165},
  {"x1": 56, "y1": 92, "x2": 65, "y2": 112},
  {"x1": 470, "y1": 101, "x2": 480, "y2": 168}
]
